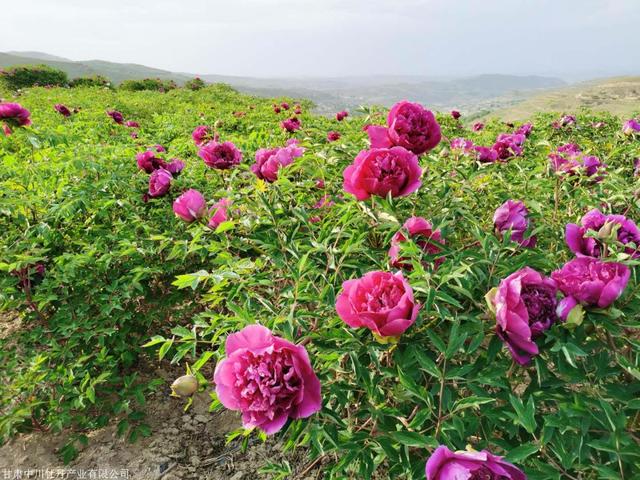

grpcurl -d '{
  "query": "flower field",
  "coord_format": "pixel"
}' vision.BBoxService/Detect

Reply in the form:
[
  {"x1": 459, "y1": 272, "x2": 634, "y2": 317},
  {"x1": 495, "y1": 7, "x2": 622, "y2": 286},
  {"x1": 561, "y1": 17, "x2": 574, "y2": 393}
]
[{"x1": 1, "y1": 83, "x2": 640, "y2": 479}]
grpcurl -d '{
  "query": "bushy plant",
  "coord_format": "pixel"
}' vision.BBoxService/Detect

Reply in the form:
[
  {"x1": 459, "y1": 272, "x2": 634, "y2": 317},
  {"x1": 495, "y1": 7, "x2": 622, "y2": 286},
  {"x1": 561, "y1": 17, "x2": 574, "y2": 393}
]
[
  {"x1": 119, "y1": 78, "x2": 178, "y2": 92},
  {"x1": 1, "y1": 84, "x2": 640, "y2": 479},
  {"x1": 69, "y1": 75, "x2": 112, "y2": 88},
  {"x1": 184, "y1": 77, "x2": 206, "y2": 91},
  {"x1": 0, "y1": 64, "x2": 68, "y2": 90}
]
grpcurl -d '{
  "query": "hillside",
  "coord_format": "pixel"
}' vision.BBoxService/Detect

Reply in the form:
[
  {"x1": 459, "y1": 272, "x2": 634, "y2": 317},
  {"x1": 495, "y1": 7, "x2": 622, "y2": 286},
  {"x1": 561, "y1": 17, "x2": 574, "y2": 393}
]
[{"x1": 480, "y1": 76, "x2": 640, "y2": 121}]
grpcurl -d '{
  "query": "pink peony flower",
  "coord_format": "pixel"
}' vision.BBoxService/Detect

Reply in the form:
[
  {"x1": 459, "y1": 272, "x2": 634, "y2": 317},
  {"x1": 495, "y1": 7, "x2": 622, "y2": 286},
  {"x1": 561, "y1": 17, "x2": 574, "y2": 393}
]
[
  {"x1": 426, "y1": 445, "x2": 526, "y2": 480},
  {"x1": 622, "y1": 118, "x2": 640, "y2": 135},
  {"x1": 214, "y1": 324, "x2": 321, "y2": 434},
  {"x1": 551, "y1": 257, "x2": 630, "y2": 309},
  {"x1": 342, "y1": 147, "x2": 422, "y2": 200},
  {"x1": 561, "y1": 114, "x2": 576, "y2": 126},
  {"x1": 130, "y1": 131, "x2": 138, "y2": 139},
  {"x1": 327, "y1": 131, "x2": 341, "y2": 142},
  {"x1": 208, "y1": 197, "x2": 231, "y2": 229},
  {"x1": 251, "y1": 141, "x2": 305, "y2": 182},
  {"x1": 450, "y1": 110, "x2": 461, "y2": 120},
  {"x1": 336, "y1": 110, "x2": 348, "y2": 121},
  {"x1": 565, "y1": 208, "x2": 640, "y2": 258},
  {"x1": 154, "y1": 144, "x2": 166, "y2": 153},
  {"x1": 126, "y1": 120, "x2": 139, "y2": 128},
  {"x1": 0, "y1": 102, "x2": 31, "y2": 135},
  {"x1": 107, "y1": 110, "x2": 124, "y2": 124},
  {"x1": 294, "y1": 104, "x2": 302, "y2": 114},
  {"x1": 280, "y1": 102, "x2": 290, "y2": 110},
  {"x1": 367, "y1": 101, "x2": 441, "y2": 155},
  {"x1": 491, "y1": 267, "x2": 559, "y2": 365},
  {"x1": 336, "y1": 270, "x2": 420, "y2": 338},
  {"x1": 273, "y1": 104, "x2": 282, "y2": 114},
  {"x1": 493, "y1": 200, "x2": 536, "y2": 248},
  {"x1": 312, "y1": 194, "x2": 334, "y2": 210},
  {"x1": 474, "y1": 146, "x2": 499, "y2": 163},
  {"x1": 549, "y1": 144, "x2": 606, "y2": 180},
  {"x1": 192, "y1": 125, "x2": 214, "y2": 146},
  {"x1": 315, "y1": 179, "x2": 325, "y2": 189},
  {"x1": 173, "y1": 189, "x2": 207, "y2": 222},
  {"x1": 515, "y1": 122, "x2": 533, "y2": 137},
  {"x1": 389, "y1": 216, "x2": 444, "y2": 269},
  {"x1": 54, "y1": 104, "x2": 71, "y2": 117},
  {"x1": 165, "y1": 158, "x2": 185, "y2": 177},
  {"x1": 198, "y1": 141, "x2": 243, "y2": 170},
  {"x1": 280, "y1": 117, "x2": 301, "y2": 133},
  {"x1": 136, "y1": 150, "x2": 167, "y2": 174},
  {"x1": 450, "y1": 138, "x2": 474, "y2": 154},
  {"x1": 472, "y1": 122, "x2": 484, "y2": 132},
  {"x1": 148, "y1": 168, "x2": 172, "y2": 197},
  {"x1": 492, "y1": 133, "x2": 525, "y2": 160}
]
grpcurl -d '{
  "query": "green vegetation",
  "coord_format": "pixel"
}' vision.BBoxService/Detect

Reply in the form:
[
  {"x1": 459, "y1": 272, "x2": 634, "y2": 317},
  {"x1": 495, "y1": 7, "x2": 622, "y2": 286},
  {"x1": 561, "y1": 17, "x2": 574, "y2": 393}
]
[{"x1": 0, "y1": 64, "x2": 68, "y2": 90}]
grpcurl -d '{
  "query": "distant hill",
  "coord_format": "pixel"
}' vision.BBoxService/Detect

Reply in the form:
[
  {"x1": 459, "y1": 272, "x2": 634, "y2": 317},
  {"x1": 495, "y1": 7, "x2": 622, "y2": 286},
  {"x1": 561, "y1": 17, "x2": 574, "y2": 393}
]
[
  {"x1": 479, "y1": 76, "x2": 640, "y2": 121},
  {"x1": 0, "y1": 52, "x2": 191, "y2": 84}
]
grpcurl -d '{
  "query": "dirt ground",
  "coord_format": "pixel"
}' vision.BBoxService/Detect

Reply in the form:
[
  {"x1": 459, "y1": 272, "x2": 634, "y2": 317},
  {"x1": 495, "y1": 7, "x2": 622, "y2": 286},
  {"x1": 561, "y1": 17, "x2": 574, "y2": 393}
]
[{"x1": 0, "y1": 369, "x2": 318, "y2": 480}]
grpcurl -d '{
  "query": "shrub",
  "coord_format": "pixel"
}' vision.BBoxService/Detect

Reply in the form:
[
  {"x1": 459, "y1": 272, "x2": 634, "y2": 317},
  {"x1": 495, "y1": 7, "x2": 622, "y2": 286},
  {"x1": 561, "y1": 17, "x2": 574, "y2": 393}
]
[
  {"x1": 119, "y1": 78, "x2": 178, "y2": 92},
  {"x1": 184, "y1": 77, "x2": 206, "y2": 91},
  {"x1": 0, "y1": 64, "x2": 68, "y2": 90},
  {"x1": 69, "y1": 75, "x2": 112, "y2": 88}
]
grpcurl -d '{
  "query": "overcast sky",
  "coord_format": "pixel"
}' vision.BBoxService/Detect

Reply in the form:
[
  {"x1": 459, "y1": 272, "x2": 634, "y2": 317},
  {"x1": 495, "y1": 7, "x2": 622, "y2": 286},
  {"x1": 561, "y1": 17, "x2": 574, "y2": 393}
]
[{"x1": 2, "y1": 0, "x2": 639, "y2": 80}]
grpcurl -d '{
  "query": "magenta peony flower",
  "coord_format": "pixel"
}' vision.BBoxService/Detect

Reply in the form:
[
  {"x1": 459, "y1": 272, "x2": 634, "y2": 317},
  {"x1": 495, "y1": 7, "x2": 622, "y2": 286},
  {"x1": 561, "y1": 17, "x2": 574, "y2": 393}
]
[
  {"x1": 136, "y1": 150, "x2": 167, "y2": 174},
  {"x1": 251, "y1": 141, "x2": 305, "y2": 182},
  {"x1": 54, "y1": 104, "x2": 71, "y2": 117},
  {"x1": 450, "y1": 110, "x2": 461, "y2": 120},
  {"x1": 389, "y1": 216, "x2": 444, "y2": 269},
  {"x1": 450, "y1": 138, "x2": 474, "y2": 154},
  {"x1": 11, "y1": 262, "x2": 46, "y2": 292},
  {"x1": 214, "y1": 324, "x2": 321, "y2": 434},
  {"x1": 107, "y1": 110, "x2": 124, "y2": 124},
  {"x1": 565, "y1": 208, "x2": 640, "y2": 258},
  {"x1": 148, "y1": 168, "x2": 172, "y2": 197},
  {"x1": 280, "y1": 117, "x2": 301, "y2": 133},
  {"x1": 343, "y1": 147, "x2": 422, "y2": 200},
  {"x1": 312, "y1": 194, "x2": 335, "y2": 210},
  {"x1": 472, "y1": 122, "x2": 484, "y2": 132},
  {"x1": 208, "y1": 197, "x2": 231, "y2": 229},
  {"x1": 336, "y1": 270, "x2": 420, "y2": 338},
  {"x1": 548, "y1": 143, "x2": 596, "y2": 176},
  {"x1": 173, "y1": 189, "x2": 207, "y2": 223},
  {"x1": 198, "y1": 141, "x2": 243, "y2": 170},
  {"x1": 622, "y1": 118, "x2": 640, "y2": 135},
  {"x1": 281, "y1": 102, "x2": 290, "y2": 110},
  {"x1": 492, "y1": 133, "x2": 525, "y2": 160},
  {"x1": 491, "y1": 267, "x2": 559, "y2": 365},
  {"x1": 551, "y1": 257, "x2": 630, "y2": 309},
  {"x1": 0, "y1": 102, "x2": 31, "y2": 135},
  {"x1": 336, "y1": 110, "x2": 348, "y2": 121},
  {"x1": 516, "y1": 122, "x2": 533, "y2": 137},
  {"x1": 130, "y1": 131, "x2": 138, "y2": 139},
  {"x1": 327, "y1": 131, "x2": 341, "y2": 142},
  {"x1": 294, "y1": 104, "x2": 302, "y2": 115},
  {"x1": 493, "y1": 200, "x2": 536, "y2": 248},
  {"x1": 367, "y1": 101, "x2": 441, "y2": 155},
  {"x1": 192, "y1": 125, "x2": 213, "y2": 146},
  {"x1": 474, "y1": 146, "x2": 499, "y2": 163},
  {"x1": 561, "y1": 114, "x2": 576, "y2": 126},
  {"x1": 165, "y1": 158, "x2": 185, "y2": 177},
  {"x1": 425, "y1": 445, "x2": 526, "y2": 480},
  {"x1": 125, "y1": 120, "x2": 139, "y2": 128},
  {"x1": 153, "y1": 144, "x2": 166, "y2": 153}
]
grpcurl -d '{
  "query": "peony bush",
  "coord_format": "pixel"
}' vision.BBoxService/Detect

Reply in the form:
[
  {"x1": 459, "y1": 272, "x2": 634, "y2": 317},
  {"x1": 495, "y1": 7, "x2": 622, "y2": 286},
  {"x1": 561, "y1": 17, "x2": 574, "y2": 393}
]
[{"x1": 1, "y1": 83, "x2": 639, "y2": 478}]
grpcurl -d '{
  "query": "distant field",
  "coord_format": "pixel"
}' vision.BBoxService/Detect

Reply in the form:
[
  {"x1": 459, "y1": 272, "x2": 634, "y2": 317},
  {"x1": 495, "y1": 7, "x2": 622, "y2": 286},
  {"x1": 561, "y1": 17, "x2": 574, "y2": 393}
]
[{"x1": 480, "y1": 76, "x2": 640, "y2": 121}]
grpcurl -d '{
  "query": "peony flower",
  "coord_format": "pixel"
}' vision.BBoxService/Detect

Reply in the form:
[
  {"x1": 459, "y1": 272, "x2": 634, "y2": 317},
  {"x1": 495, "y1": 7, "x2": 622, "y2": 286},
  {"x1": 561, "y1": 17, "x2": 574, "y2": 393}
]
[
  {"x1": 54, "y1": 104, "x2": 71, "y2": 117},
  {"x1": 389, "y1": 216, "x2": 444, "y2": 269},
  {"x1": 565, "y1": 208, "x2": 640, "y2": 258},
  {"x1": 294, "y1": 104, "x2": 302, "y2": 115},
  {"x1": 198, "y1": 141, "x2": 242, "y2": 170},
  {"x1": 11, "y1": 263, "x2": 46, "y2": 291},
  {"x1": 251, "y1": 140, "x2": 305, "y2": 182},
  {"x1": 493, "y1": 200, "x2": 536, "y2": 248},
  {"x1": 280, "y1": 117, "x2": 301, "y2": 133},
  {"x1": 472, "y1": 122, "x2": 484, "y2": 132},
  {"x1": 125, "y1": 120, "x2": 139, "y2": 128},
  {"x1": 0, "y1": 102, "x2": 31, "y2": 135},
  {"x1": 343, "y1": 147, "x2": 422, "y2": 200},
  {"x1": 173, "y1": 189, "x2": 207, "y2": 222},
  {"x1": 336, "y1": 110, "x2": 348, "y2": 121},
  {"x1": 561, "y1": 114, "x2": 576, "y2": 126},
  {"x1": 214, "y1": 324, "x2": 321, "y2": 434},
  {"x1": 192, "y1": 125, "x2": 213, "y2": 146},
  {"x1": 281, "y1": 102, "x2": 290, "y2": 110},
  {"x1": 516, "y1": 122, "x2": 533, "y2": 137},
  {"x1": 367, "y1": 101, "x2": 441, "y2": 155},
  {"x1": 136, "y1": 150, "x2": 167, "y2": 174},
  {"x1": 450, "y1": 110, "x2": 461, "y2": 120},
  {"x1": 551, "y1": 257, "x2": 630, "y2": 309},
  {"x1": 450, "y1": 138, "x2": 474, "y2": 154},
  {"x1": 492, "y1": 133, "x2": 525, "y2": 160},
  {"x1": 148, "y1": 168, "x2": 172, "y2": 197},
  {"x1": 327, "y1": 131, "x2": 341, "y2": 142},
  {"x1": 336, "y1": 270, "x2": 420, "y2": 338},
  {"x1": 491, "y1": 267, "x2": 559, "y2": 364},
  {"x1": 208, "y1": 197, "x2": 231, "y2": 229},
  {"x1": 273, "y1": 104, "x2": 282, "y2": 114},
  {"x1": 425, "y1": 445, "x2": 526, "y2": 480},
  {"x1": 474, "y1": 146, "x2": 499, "y2": 163},
  {"x1": 165, "y1": 158, "x2": 185, "y2": 177},
  {"x1": 622, "y1": 118, "x2": 640, "y2": 135},
  {"x1": 154, "y1": 144, "x2": 166, "y2": 153},
  {"x1": 107, "y1": 110, "x2": 124, "y2": 124},
  {"x1": 312, "y1": 194, "x2": 335, "y2": 210},
  {"x1": 548, "y1": 144, "x2": 604, "y2": 179}
]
